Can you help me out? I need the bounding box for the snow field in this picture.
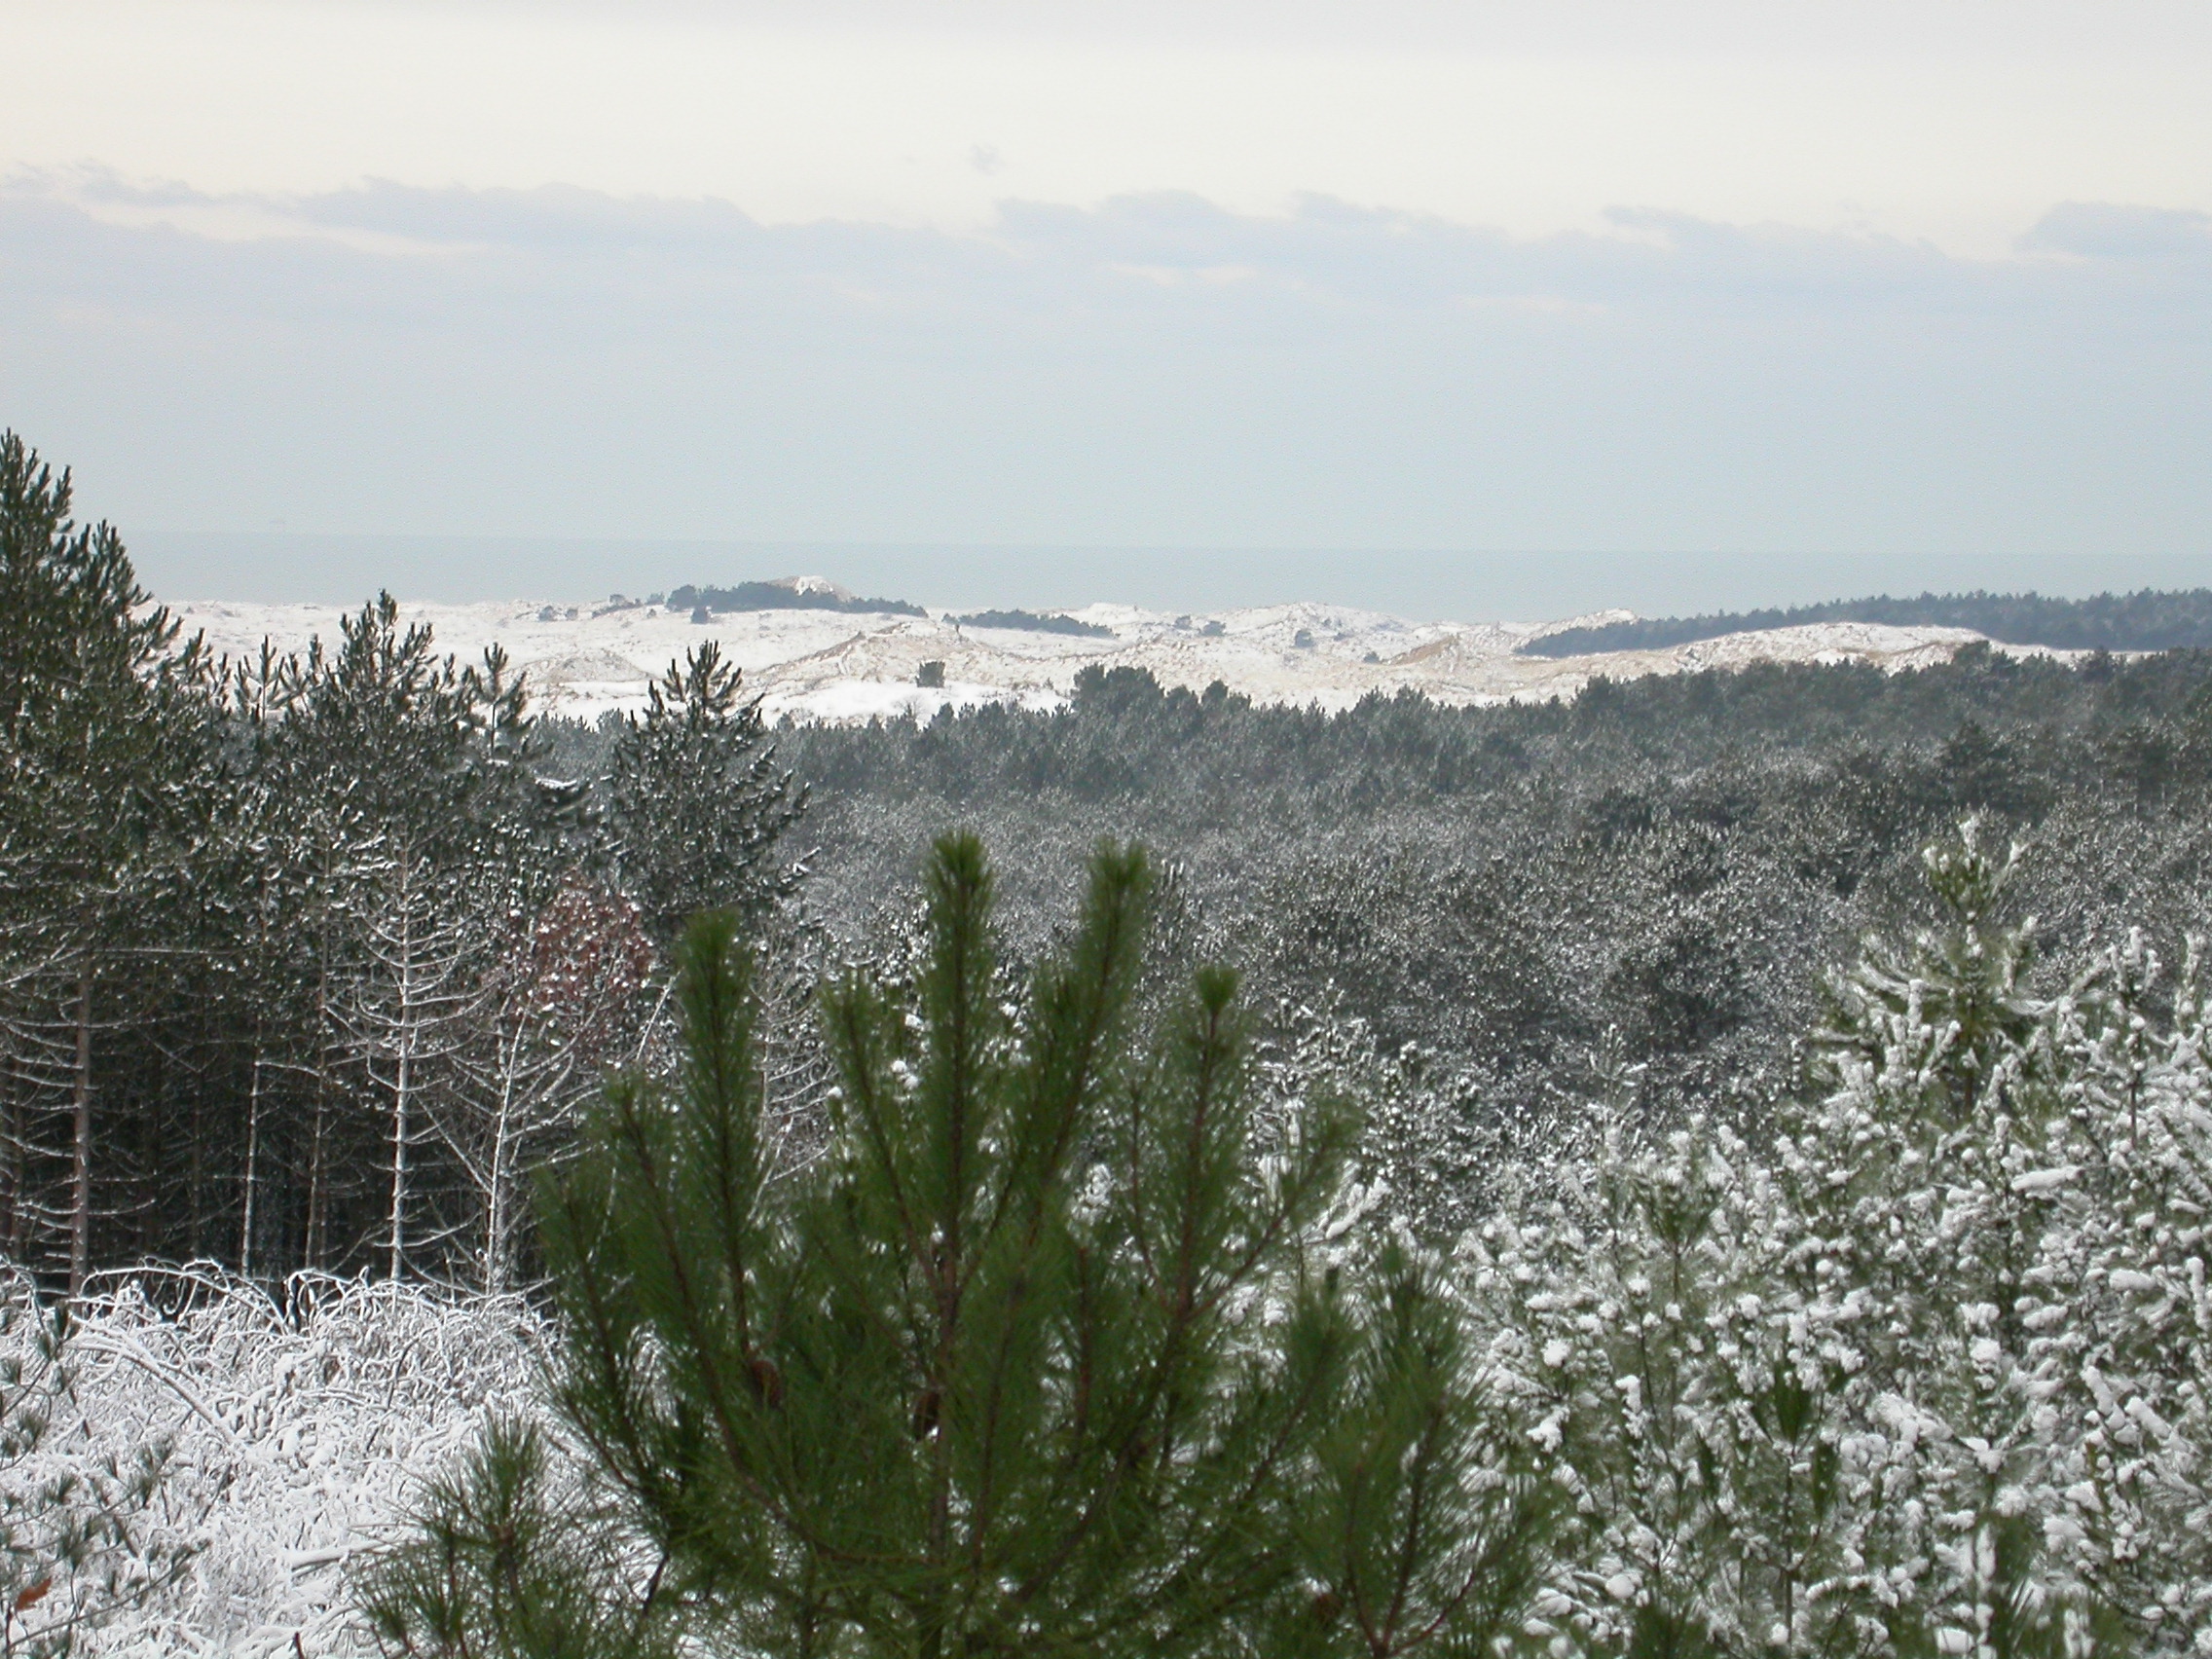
[166,594,2059,725]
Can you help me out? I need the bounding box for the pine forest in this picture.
[13,429,2212,1658]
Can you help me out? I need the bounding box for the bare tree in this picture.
[440,878,652,1293]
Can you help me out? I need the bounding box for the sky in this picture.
[2,0,2208,615]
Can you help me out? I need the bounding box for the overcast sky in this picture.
[2,0,2207,610]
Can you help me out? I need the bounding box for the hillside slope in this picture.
[169,589,2079,723]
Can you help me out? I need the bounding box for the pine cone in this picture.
[910,1385,941,1439]
[747,1352,786,1409]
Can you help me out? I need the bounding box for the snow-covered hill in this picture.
[167,588,2070,725]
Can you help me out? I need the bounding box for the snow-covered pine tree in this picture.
[1776,820,2080,1659]
[257,595,565,1279]
[1478,823,2128,1659]
[607,642,802,943]
[1478,1110,1894,1659]
[0,431,211,1294]
[368,834,1546,1659]
[603,639,825,1161]
[2024,929,2212,1651]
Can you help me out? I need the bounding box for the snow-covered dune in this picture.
[166,587,2071,725]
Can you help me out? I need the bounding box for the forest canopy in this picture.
[947,607,1117,636]
[664,581,927,618]
[14,405,2212,1284]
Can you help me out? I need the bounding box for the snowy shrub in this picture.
[0,1272,194,1658]
[1476,824,2212,1659]
[0,1268,544,1657]
[2025,932,2212,1653]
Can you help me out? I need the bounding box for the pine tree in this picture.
[1480,823,2113,1659]
[1481,1113,1886,1659]
[2025,931,2212,1652]
[368,834,1545,1659]
[1778,821,2074,1659]
[245,594,570,1278]
[0,430,210,1293]
[606,643,802,943]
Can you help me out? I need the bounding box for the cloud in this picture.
[2022,202,2212,263]
[1,174,2206,566]
[21,169,2206,318]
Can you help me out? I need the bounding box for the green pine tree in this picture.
[0,430,212,1292]
[365,833,1544,1659]
[607,643,803,943]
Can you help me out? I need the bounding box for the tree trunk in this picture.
[305,1092,327,1272]
[485,1051,515,1297]
[388,1032,411,1281]
[306,962,331,1272]
[240,1037,264,1276]
[187,1059,203,1260]
[387,901,416,1282]
[0,1057,18,1255]
[68,962,92,1299]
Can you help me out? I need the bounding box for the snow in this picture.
[13,1268,542,1657]
[164,592,2078,726]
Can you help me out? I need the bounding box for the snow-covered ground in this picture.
[167,584,2068,725]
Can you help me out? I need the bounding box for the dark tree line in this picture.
[667,582,926,619]
[947,608,1115,636]
[1524,585,2212,656]
[0,434,803,1291]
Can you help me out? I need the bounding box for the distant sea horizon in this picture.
[129,533,2210,626]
